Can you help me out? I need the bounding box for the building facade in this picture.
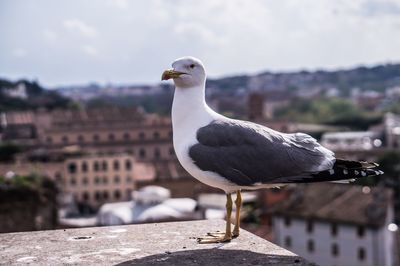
[0,153,156,208]
[272,183,394,266]
[385,113,400,149]
[1,107,176,162]
[62,154,155,207]
[321,131,383,152]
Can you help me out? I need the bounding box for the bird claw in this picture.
[206,231,225,237]
[196,231,232,244]
[197,235,232,244]
[206,230,239,238]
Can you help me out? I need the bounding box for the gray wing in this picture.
[188,119,335,186]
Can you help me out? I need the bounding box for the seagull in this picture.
[161,56,383,244]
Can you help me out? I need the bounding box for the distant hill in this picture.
[206,63,400,95]
[49,63,400,115]
[0,79,73,112]
[53,63,400,100]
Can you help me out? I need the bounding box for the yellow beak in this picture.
[161,69,185,80]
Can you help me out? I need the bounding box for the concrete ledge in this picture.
[0,220,313,265]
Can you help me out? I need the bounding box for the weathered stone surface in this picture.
[0,220,314,265]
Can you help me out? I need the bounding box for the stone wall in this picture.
[0,179,57,233]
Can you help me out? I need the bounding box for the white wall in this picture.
[273,216,392,266]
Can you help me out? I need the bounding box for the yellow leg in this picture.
[232,190,242,238]
[225,193,233,239]
[197,193,233,244]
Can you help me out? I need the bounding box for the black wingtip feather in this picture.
[283,159,384,184]
[335,159,379,169]
[306,163,384,183]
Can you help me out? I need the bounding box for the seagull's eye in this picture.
[189,64,195,69]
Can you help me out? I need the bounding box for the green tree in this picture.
[274,97,381,130]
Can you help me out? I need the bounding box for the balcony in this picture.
[0,220,312,265]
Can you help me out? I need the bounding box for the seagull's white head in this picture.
[161,56,206,89]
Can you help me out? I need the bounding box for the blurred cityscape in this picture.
[1,63,400,265]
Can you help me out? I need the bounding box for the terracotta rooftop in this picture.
[1,111,35,125]
[50,107,145,123]
[272,183,392,227]
[2,108,173,129]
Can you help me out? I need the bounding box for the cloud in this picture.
[1,0,400,86]
[107,0,129,9]
[63,18,97,37]
[359,0,400,17]
[173,23,225,46]
[82,45,98,56]
[42,29,57,44]
[12,48,28,58]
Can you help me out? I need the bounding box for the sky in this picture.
[0,0,400,87]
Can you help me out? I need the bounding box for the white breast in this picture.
[171,86,237,193]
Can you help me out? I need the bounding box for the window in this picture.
[82,177,89,185]
[169,147,175,156]
[108,133,115,141]
[94,176,100,185]
[123,132,130,140]
[103,191,109,200]
[93,161,100,172]
[95,191,101,201]
[331,223,338,236]
[126,176,132,183]
[70,177,76,186]
[139,132,145,140]
[114,175,120,184]
[125,160,132,170]
[62,136,69,144]
[82,192,89,201]
[332,243,339,257]
[103,176,108,184]
[306,220,314,233]
[114,190,121,200]
[154,148,161,159]
[125,149,134,155]
[55,172,63,184]
[77,135,85,143]
[358,247,366,261]
[139,148,146,158]
[284,236,291,248]
[46,136,53,144]
[271,188,280,194]
[126,189,132,198]
[357,226,365,238]
[307,240,315,253]
[102,161,108,171]
[153,131,160,139]
[93,134,100,142]
[68,163,77,174]
[284,217,291,227]
[113,160,120,170]
[81,162,88,172]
